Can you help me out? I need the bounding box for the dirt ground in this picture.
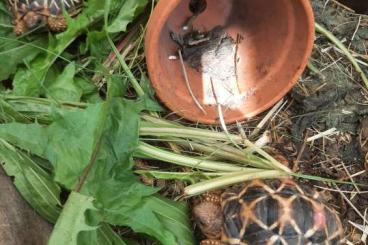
[0,168,52,245]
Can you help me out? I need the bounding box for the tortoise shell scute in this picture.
[222,199,243,240]
[252,195,280,227]
[221,179,343,245]
[291,197,315,233]
[9,0,82,34]
[9,0,81,15]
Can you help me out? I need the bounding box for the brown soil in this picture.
[0,168,52,245]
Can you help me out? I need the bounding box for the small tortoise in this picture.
[8,0,82,35]
[194,179,344,245]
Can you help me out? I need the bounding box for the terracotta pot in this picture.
[145,0,315,124]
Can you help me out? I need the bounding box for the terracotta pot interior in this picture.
[148,0,313,124]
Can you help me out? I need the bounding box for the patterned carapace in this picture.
[194,179,344,245]
[8,0,82,35]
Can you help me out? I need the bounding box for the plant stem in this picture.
[307,60,324,78]
[140,125,244,143]
[184,170,289,196]
[176,140,271,169]
[2,95,88,108]
[136,142,253,172]
[141,114,180,126]
[315,23,368,89]
[106,33,145,97]
[73,136,103,192]
[140,125,291,172]
[136,170,234,178]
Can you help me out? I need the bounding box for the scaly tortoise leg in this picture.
[200,239,222,245]
[36,7,68,32]
[14,17,27,35]
[47,15,67,32]
[11,3,27,35]
[194,193,223,245]
[202,192,221,204]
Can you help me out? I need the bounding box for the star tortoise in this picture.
[194,179,344,245]
[8,0,82,35]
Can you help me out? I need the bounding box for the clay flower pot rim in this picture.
[145,0,315,124]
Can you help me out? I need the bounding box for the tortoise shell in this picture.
[194,179,344,245]
[8,0,82,35]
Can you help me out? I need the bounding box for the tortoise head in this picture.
[23,11,46,30]
[193,193,223,239]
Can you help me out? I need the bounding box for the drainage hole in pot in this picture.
[189,0,207,15]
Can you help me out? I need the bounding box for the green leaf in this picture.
[0,140,62,223]
[48,191,101,245]
[46,62,82,102]
[0,2,13,37]
[86,31,111,59]
[80,100,193,244]
[49,192,136,245]
[0,99,31,123]
[102,195,194,245]
[0,96,80,124]
[76,77,99,97]
[0,104,106,188]
[140,74,164,112]
[46,103,107,188]
[12,66,42,96]
[0,138,128,244]
[0,99,194,244]
[145,197,194,245]
[0,123,48,157]
[0,37,47,81]
[96,224,136,245]
[107,0,148,33]
[107,74,129,99]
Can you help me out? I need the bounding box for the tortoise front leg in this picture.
[35,8,67,32]
[200,239,222,245]
[47,16,67,32]
[13,12,27,35]
[10,2,27,35]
